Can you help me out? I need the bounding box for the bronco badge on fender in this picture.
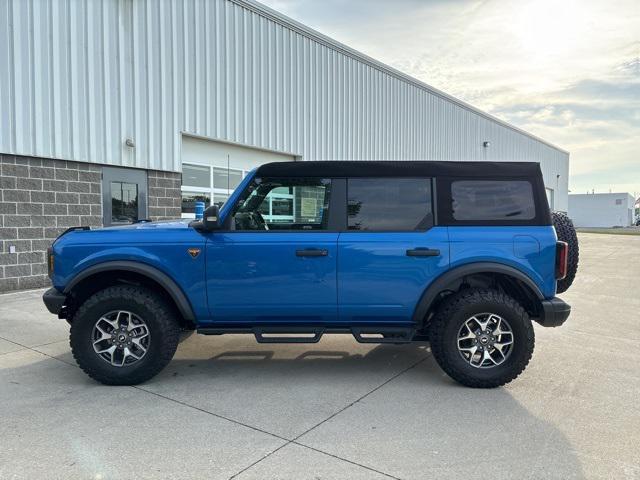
[187,248,201,258]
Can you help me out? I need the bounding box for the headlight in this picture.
[47,247,54,278]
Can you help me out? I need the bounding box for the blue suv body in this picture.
[43,161,572,387]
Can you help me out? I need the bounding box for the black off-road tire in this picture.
[179,329,195,343]
[552,211,579,293]
[70,285,180,385]
[428,289,535,388]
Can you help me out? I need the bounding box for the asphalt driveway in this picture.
[1,233,639,479]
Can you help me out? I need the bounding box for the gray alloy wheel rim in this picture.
[457,313,514,369]
[92,310,150,367]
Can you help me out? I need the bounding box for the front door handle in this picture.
[296,248,328,257]
[406,248,440,257]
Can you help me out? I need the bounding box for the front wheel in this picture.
[428,289,535,388]
[70,285,180,385]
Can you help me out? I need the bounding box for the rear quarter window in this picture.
[451,180,536,221]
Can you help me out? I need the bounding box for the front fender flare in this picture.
[411,262,544,325]
[63,260,195,322]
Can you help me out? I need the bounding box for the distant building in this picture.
[568,193,635,228]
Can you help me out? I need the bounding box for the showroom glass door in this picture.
[102,167,148,226]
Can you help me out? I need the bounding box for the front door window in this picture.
[232,178,331,231]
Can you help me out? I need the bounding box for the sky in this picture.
[260,0,640,197]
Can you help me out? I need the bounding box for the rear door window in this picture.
[451,180,535,221]
[347,178,433,231]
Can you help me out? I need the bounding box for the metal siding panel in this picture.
[32,0,46,155]
[0,0,568,208]
[170,0,180,171]
[101,0,111,165]
[12,0,30,153]
[0,1,11,152]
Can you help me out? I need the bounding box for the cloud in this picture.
[260,0,640,194]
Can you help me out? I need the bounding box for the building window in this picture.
[102,166,148,226]
[347,178,433,231]
[213,193,229,209]
[616,199,623,205]
[182,164,211,189]
[110,182,139,224]
[213,167,243,191]
[181,163,248,218]
[181,191,211,214]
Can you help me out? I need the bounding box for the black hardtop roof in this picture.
[255,160,543,178]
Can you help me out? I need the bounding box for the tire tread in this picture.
[69,285,179,385]
[428,288,534,388]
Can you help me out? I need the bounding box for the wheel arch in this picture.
[64,261,196,325]
[412,262,544,328]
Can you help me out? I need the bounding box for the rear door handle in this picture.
[406,248,440,257]
[296,248,328,257]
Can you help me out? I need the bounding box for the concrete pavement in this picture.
[1,233,639,479]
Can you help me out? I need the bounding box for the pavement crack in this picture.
[225,353,428,480]
[292,353,430,443]
[133,385,290,443]
[227,442,291,480]
[291,443,402,480]
[0,336,28,348]
[0,335,75,365]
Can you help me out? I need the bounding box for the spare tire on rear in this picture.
[552,211,579,293]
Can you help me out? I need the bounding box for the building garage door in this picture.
[180,135,296,218]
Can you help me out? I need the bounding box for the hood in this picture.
[53,219,203,247]
[100,219,194,231]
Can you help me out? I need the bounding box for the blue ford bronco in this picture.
[43,161,578,388]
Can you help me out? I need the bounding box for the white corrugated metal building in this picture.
[0,0,569,290]
[569,193,636,228]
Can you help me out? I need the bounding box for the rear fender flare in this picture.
[411,262,544,325]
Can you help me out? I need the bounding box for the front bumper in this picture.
[43,287,66,316]
[536,297,571,327]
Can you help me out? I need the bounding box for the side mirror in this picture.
[202,205,220,231]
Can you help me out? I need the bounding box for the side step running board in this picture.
[197,326,417,344]
[254,327,324,344]
[352,327,415,344]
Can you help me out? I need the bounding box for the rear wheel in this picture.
[179,329,195,343]
[428,289,535,388]
[70,285,180,385]
[552,211,579,293]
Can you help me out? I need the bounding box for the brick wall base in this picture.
[148,170,182,221]
[0,155,183,293]
[1,154,102,292]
